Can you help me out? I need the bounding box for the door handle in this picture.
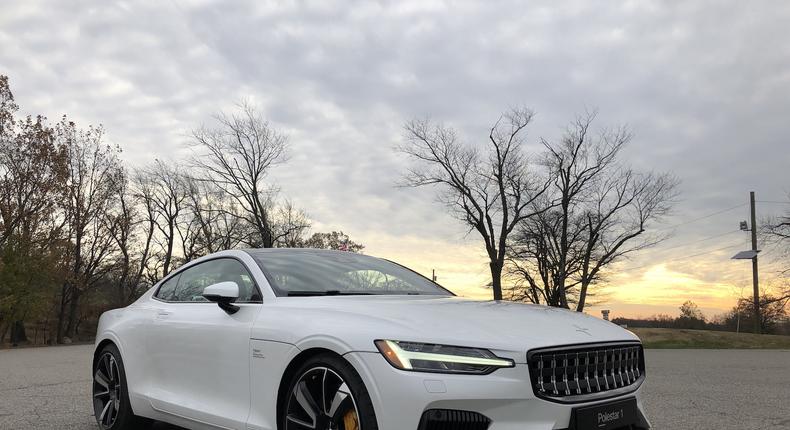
[156,311,172,320]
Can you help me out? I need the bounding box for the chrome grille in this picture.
[528,342,644,402]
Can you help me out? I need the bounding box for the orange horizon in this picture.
[354,231,783,321]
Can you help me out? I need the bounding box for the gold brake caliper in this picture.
[343,410,359,430]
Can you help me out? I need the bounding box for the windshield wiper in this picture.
[286,290,374,297]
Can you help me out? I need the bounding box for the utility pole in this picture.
[750,191,760,334]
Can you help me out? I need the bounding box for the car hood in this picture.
[260,295,638,362]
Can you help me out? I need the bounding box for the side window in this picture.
[155,273,180,301]
[172,258,261,303]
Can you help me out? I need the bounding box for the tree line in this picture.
[3,72,786,345]
[0,76,362,345]
[613,299,789,335]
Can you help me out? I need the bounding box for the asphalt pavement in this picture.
[0,345,788,429]
[640,349,790,429]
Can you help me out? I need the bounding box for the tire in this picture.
[281,353,378,430]
[92,344,152,430]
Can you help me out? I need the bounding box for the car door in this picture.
[147,257,263,429]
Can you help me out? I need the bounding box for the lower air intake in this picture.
[418,409,491,430]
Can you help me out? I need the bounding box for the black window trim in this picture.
[152,256,264,304]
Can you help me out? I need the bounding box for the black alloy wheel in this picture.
[92,344,151,430]
[93,351,122,428]
[283,355,378,430]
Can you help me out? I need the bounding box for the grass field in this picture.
[630,327,790,349]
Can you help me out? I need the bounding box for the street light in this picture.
[731,250,759,260]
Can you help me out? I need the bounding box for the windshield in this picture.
[248,250,453,296]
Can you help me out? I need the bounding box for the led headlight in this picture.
[375,340,514,374]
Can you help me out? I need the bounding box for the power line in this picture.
[672,242,744,262]
[655,229,742,252]
[616,229,744,271]
[619,242,744,272]
[757,200,790,205]
[656,203,748,231]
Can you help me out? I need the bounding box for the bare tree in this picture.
[182,177,249,256]
[137,160,188,278]
[731,294,789,334]
[272,200,311,248]
[399,107,550,300]
[106,171,136,307]
[507,112,678,310]
[507,204,577,305]
[190,101,288,248]
[302,231,364,252]
[0,75,14,137]
[763,194,790,300]
[764,193,790,265]
[106,170,157,307]
[57,119,123,342]
[131,168,165,286]
[574,171,677,310]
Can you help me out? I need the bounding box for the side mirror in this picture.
[202,281,240,314]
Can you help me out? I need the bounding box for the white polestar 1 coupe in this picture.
[93,249,651,430]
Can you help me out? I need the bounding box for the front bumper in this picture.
[345,351,650,430]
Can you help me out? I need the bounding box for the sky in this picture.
[2,0,789,319]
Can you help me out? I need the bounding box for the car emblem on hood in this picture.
[573,324,591,336]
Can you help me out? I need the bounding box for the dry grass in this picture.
[629,327,790,349]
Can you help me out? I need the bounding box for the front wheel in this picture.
[92,344,151,429]
[282,354,378,430]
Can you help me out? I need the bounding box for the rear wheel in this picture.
[92,344,151,429]
[282,354,377,430]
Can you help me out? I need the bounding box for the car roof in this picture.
[242,248,367,257]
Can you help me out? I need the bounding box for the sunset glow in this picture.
[359,231,785,321]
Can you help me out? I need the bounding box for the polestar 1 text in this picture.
[92,248,651,430]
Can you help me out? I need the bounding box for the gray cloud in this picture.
[2,0,789,308]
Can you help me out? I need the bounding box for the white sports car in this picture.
[93,249,651,430]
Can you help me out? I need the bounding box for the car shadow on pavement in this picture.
[150,422,187,430]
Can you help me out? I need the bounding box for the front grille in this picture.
[418,409,491,430]
[528,342,645,403]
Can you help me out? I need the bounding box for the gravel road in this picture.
[0,345,788,429]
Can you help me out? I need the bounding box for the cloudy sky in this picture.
[2,0,789,318]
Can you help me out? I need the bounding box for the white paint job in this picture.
[202,281,241,301]
[94,249,648,430]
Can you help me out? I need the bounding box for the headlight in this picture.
[375,340,514,374]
